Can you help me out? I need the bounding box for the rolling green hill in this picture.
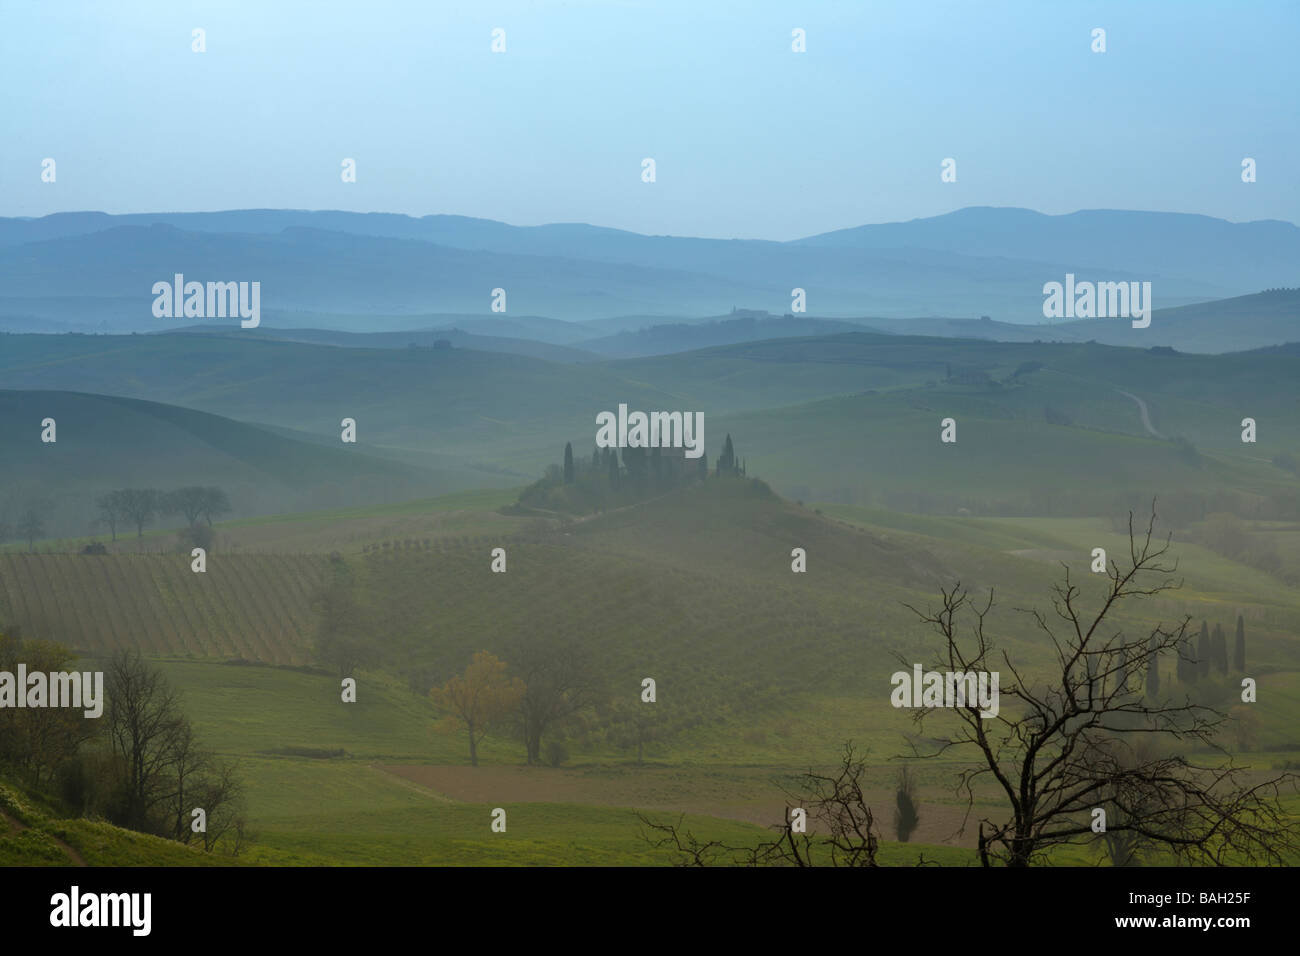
[714,381,1296,514]
[0,334,682,474]
[2,476,1295,866]
[0,389,494,538]
[611,331,1300,443]
[842,288,1300,354]
[1047,288,1300,353]
[3,331,1297,534]
[0,780,244,866]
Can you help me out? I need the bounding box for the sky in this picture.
[2,0,1296,240]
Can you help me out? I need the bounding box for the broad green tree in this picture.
[430,651,524,767]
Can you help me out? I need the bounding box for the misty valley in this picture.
[2,8,1297,930]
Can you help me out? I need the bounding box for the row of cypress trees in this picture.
[1175,615,1247,684]
[1139,615,1246,699]
[560,434,744,487]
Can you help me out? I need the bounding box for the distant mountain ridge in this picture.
[1,207,1292,329]
[167,324,599,363]
[575,313,881,357]
[849,289,1300,354]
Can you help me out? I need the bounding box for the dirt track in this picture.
[376,763,977,847]
[0,808,86,865]
[1116,389,1165,439]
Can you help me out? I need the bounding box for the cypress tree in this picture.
[1196,620,1211,680]
[623,446,647,484]
[1145,640,1160,698]
[1212,623,1229,674]
[894,767,920,843]
[718,434,736,476]
[563,442,575,484]
[1234,615,1246,671]
[1177,629,1195,684]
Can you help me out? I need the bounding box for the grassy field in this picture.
[5,332,1298,521]
[148,660,990,865]
[4,479,1291,866]
[717,382,1295,512]
[0,487,532,559]
[0,552,329,663]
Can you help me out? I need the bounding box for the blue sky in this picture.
[2,0,1296,239]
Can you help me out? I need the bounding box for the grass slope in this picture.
[3,480,1295,865]
[0,552,329,663]
[4,332,1297,509]
[0,781,241,866]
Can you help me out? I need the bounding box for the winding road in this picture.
[1115,389,1165,439]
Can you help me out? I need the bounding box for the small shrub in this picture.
[544,740,569,768]
[177,523,215,551]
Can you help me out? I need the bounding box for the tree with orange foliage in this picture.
[430,651,525,767]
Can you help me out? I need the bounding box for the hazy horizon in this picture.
[1,0,1297,898]
[5,0,1297,239]
[7,203,1299,241]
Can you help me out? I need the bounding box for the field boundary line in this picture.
[369,764,456,803]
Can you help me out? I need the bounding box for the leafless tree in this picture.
[17,500,48,552]
[198,486,231,526]
[95,490,127,542]
[639,743,881,867]
[104,650,188,831]
[163,487,207,527]
[508,637,604,764]
[193,760,246,852]
[164,720,213,843]
[901,506,1298,867]
[104,651,248,848]
[117,489,162,542]
[228,816,254,857]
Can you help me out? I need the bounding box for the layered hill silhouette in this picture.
[850,289,1299,354]
[169,324,599,363]
[3,207,1295,329]
[0,389,482,537]
[5,328,1295,530]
